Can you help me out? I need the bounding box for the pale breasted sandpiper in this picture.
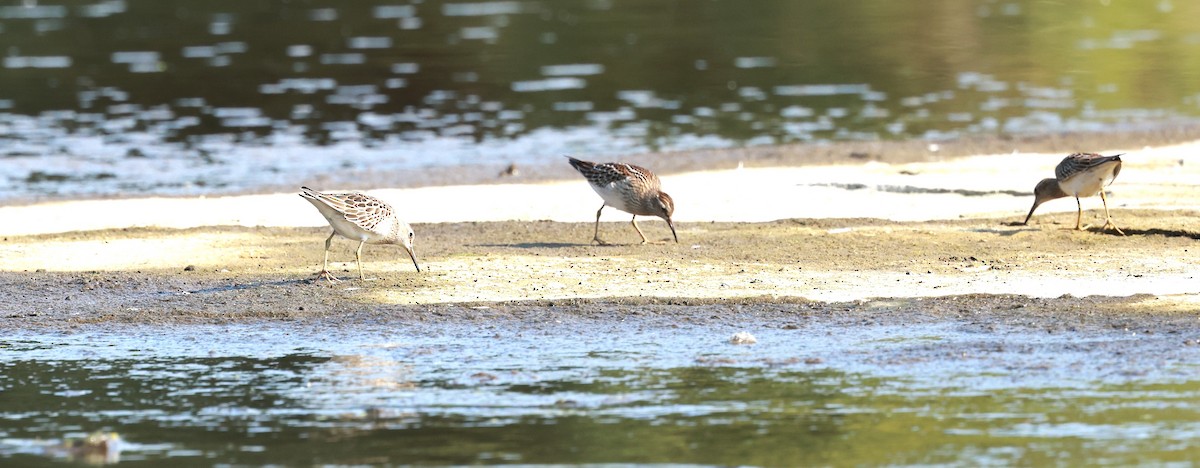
[299,186,420,281]
[1023,153,1125,235]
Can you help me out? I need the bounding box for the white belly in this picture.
[326,217,372,242]
[592,182,636,214]
[1059,163,1118,197]
[319,208,390,244]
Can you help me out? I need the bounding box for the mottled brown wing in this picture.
[568,156,660,189]
[315,191,394,230]
[609,163,660,189]
[1055,153,1122,181]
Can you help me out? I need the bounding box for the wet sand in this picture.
[2,211,1198,334]
[2,133,1199,342]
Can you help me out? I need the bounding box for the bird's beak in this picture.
[1022,199,1042,225]
[667,218,678,243]
[405,246,420,272]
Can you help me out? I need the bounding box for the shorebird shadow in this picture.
[474,242,590,249]
[1095,227,1200,239]
[970,223,1038,237]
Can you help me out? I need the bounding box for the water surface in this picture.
[2,0,1200,199]
[3,319,1198,465]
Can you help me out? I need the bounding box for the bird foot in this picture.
[1081,222,1126,236]
[592,237,613,246]
[314,270,341,283]
[1102,221,1126,236]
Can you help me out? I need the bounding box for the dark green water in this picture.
[2,0,1200,198]
[3,321,1199,465]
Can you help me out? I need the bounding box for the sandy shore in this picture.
[2,211,1199,333]
[2,136,1199,331]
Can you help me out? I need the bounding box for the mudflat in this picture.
[3,133,1199,344]
[2,209,1197,335]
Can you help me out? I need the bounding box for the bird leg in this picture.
[1074,197,1084,231]
[592,204,611,245]
[315,231,341,283]
[355,240,371,280]
[1098,190,1126,236]
[631,215,650,244]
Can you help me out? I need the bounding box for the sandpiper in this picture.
[299,186,420,282]
[1023,153,1125,235]
[566,156,677,245]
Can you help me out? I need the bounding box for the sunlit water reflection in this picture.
[2,320,1199,465]
[2,1,1200,199]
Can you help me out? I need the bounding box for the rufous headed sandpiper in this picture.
[299,186,420,282]
[566,156,677,245]
[1023,152,1125,235]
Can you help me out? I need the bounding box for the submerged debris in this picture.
[730,331,757,345]
[13,431,126,465]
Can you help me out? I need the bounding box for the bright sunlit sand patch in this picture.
[0,232,264,272]
[365,253,1200,305]
[4,142,1200,236]
[1120,293,1200,313]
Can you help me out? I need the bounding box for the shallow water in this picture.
[3,319,1199,465]
[3,0,1200,199]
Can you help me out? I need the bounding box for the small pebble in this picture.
[730,331,757,345]
[183,265,196,271]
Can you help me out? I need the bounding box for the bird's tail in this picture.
[1105,154,1124,187]
[565,155,593,173]
[298,186,321,200]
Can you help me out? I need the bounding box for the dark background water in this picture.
[2,0,1200,199]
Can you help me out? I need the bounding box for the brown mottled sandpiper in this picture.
[566,156,677,245]
[299,186,420,282]
[1023,153,1125,235]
